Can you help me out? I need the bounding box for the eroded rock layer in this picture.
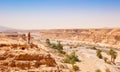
[0,37,58,72]
[39,28,120,48]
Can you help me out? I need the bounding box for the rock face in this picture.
[0,37,57,72]
[39,28,120,48]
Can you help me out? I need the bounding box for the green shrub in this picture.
[72,65,79,71]
[50,43,57,49]
[63,54,72,63]
[63,55,71,63]
[70,59,75,65]
[46,40,65,55]
[86,46,97,50]
[58,50,66,54]
[91,46,97,50]
[63,51,80,63]
[50,41,63,50]
[108,49,116,55]
[96,69,102,72]
[108,49,117,64]
[96,49,103,59]
[103,57,112,64]
[104,57,108,63]
[56,41,63,50]
[70,51,80,62]
[46,39,51,45]
[63,52,80,71]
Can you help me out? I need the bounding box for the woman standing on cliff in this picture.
[27,32,31,44]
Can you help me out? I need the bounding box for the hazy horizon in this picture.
[0,0,120,29]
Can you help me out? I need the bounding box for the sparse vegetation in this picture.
[63,51,80,71]
[96,69,102,72]
[70,59,75,65]
[56,41,63,50]
[91,46,97,50]
[50,43,57,49]
[104,57,108,63]
[86,46,97,50]
[63,51,80,63]
[46,39,65,54]
[96,49,103,59]
[102,49,117,65]
[58,50,66,54]
[108,49,117,64]
[45,39,117,71]
[103,57,111,64]
[72,65,79,71]
[46,39,51,45]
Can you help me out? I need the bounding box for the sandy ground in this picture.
[38,38,120,72]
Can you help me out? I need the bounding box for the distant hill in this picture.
[39,28,120,48]
[0,26,16,32]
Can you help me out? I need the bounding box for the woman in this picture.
[27,32,31,44]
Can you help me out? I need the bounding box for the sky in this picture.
[0,0,120,29]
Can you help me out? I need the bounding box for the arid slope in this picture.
[39,28,120,48]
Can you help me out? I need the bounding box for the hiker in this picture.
[27,32,31,44]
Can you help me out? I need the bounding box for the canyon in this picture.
[39,28,120,48]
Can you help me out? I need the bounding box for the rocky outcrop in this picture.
[0,38,58,72]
